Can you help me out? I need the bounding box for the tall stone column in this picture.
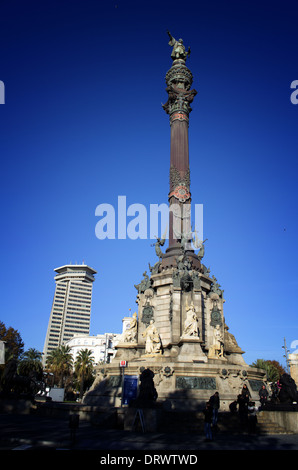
[161,33,200,270]
[82,34,267,411]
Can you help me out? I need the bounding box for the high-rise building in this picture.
[43,263,97,364]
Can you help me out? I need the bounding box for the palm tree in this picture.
[251,359,281,382]
[46,345,73,388]
[18,348,43,380]
[74,349,95,398]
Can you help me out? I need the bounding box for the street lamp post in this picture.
[282,337,290,373]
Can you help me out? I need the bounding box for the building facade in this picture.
[43,263,97,364]
[289,353,298,387]
[65,333,121,366]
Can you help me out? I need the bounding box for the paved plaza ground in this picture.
[1,412,298,454]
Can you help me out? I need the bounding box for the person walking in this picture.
[209,391,220,427]
[203,401,213,441]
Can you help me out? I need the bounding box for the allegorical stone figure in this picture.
[152,235,166,259]
[142,320,162,355]
[182,303,199,337]
[208,325,224,359]
[122,312,138,343]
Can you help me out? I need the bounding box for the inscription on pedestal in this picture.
[176,376,216,390]
[248,379,265,391]
[106,376,122,388]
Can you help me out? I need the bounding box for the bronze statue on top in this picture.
[167,31,191,62]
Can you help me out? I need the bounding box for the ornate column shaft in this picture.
[161,33,199,269]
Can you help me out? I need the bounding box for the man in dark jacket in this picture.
[209,391,220,426]
[259,385,268,408]
[203,401,213,441]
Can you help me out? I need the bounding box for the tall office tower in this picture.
[43,263,97,364]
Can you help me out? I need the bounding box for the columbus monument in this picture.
[84,33,266,413]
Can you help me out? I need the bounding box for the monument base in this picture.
[84,359,266,412]
[84,261,267,413]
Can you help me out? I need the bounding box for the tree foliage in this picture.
[0,321,24,362]
[18,348,43,380]
[45,345,73,387]
[251,359,285,382]
[266,360,286,378]
[0,321,25,389]
[74,348,95,398]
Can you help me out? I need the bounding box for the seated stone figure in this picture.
[122,312,138,343]
[142,320,162,356]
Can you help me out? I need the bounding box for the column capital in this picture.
[162,84,197,118]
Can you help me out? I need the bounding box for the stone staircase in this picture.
[158,410,240,434]
[257,411,292,435]
[157,410,293,435]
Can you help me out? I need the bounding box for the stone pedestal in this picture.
[84,261,267,412]
[177,339,207,363]
[84,359,266,412]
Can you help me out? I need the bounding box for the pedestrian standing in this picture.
[203,401,213,441]
[237,394,248,430]
[241,384,251,402]
[248,401,258,434]
[209,391,220,427]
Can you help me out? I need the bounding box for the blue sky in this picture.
[0,0,298,368]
